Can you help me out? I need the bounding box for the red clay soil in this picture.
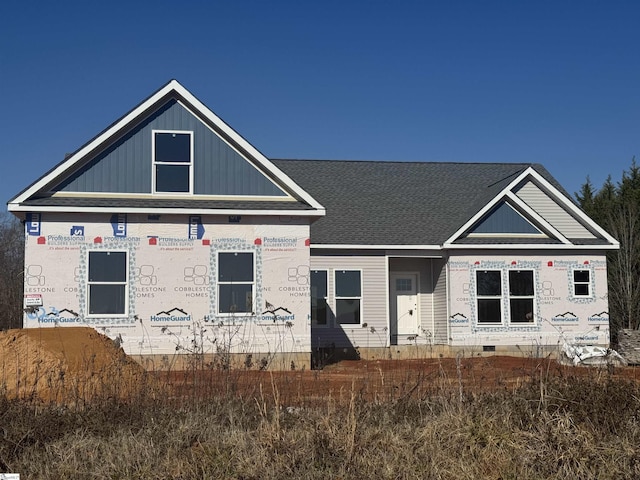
[0,327,147,402]
[156,355,640,406]
[2,327,640,405]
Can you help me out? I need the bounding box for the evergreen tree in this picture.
[575,175,595,216]
[576,159,640,343]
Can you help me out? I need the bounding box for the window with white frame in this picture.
[153,130,193,193]
[88,251,128,315]
[311,270,329,326]
[335,270,361,324]
[476,269,536,324]
[573,269,591,297]
[218,252,254,314]
[508,270,535,323]
[476,270,502,323]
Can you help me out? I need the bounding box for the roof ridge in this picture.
[272,158,535,166]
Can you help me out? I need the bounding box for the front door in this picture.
[391,273,419,336]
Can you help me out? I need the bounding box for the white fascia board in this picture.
[50,191,299,201]
[443,167,536,246]
[12,81,182,205]
[7,203,325,217]
[445,243,619,251]
[172,82,324,211]
[503,191,570,244]
[12,80,325,213]
[310,244,441,250]
[525,169,620,246]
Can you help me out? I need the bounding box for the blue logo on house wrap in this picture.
[189,215,205,239]
[70,225,85,236]
[26,213,41,236]
[110,214,127,237]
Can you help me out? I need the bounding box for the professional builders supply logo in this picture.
[263,236,298,252]
[188,216,205,240]
[110,213,127,237]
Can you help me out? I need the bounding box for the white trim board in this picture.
[311,244,442,250]
[445,243,616,250]
[8,205,324,217]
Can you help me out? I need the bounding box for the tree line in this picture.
[576,158,640,342]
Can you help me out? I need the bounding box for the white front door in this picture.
[391,273,419,335]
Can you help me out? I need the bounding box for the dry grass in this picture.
[0,364,639,479]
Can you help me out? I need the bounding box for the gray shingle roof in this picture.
[568,238,612,246]
[273,160,567,246]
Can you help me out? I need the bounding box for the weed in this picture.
[2,328,640,478]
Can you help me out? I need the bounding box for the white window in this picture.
[508,270,535,323]
[335,270,361,324]
[311,270,329,326]
[87,251,128,316]
[476,270,502,323]
[573,269,591,297]
[476,269,536,324]
[218,252,254,314]
[153,130,193,193]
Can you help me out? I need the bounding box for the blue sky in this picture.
[1,1,639,205]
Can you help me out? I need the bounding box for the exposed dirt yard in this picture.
[0,327,147,402]
[2,327,640,405]
[157,355,640,406]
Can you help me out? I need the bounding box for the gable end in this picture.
[51,99,288,198]
[514,180,596,239]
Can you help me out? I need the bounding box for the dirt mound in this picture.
[0,327,147,402]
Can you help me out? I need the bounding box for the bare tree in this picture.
[0,213,24,330]
[606,202,640,331]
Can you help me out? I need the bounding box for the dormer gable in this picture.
[445,167,619,249]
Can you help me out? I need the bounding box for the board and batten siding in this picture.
[515,181,595,239]
[56,100,287,197]
[310,254,387,349]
